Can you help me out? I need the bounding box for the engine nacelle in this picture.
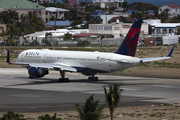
[81,72,96,76]
[28,67,49,78]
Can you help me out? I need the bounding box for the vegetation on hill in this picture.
[0,10,43,46]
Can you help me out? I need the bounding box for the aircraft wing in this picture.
[140,45,175,63]
[29,63,77,72]
[9,62,77,72]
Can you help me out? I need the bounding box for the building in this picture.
[89,22,148,38]
[144,19,180,34]
[57,0,123,8]
[145,10,154,15]
[89,10,106,18]
[93,0,124,8]
[45,21,71,27]
[158,4,180,18]
[143,19,161,24]
[0,0,46,22]
[0,24,6,39]
[28,0,52,4]
[108,17,134,23]
[57,0,93,7]
[123,10,137,17]
[73,33,100,41]
[151,23,180,34]
[24,29,89,45]
[101,14,127,24]
[45,7,69,22]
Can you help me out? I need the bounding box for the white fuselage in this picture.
[16,49,141,73]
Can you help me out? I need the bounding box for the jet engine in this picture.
[81,72,96,76]
[28,67,49,78]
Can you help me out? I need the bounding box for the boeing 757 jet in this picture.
[7,18,175,82]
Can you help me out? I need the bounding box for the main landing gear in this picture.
[88,75,98,81]
[59,71,69,82]
[29,76,34,79]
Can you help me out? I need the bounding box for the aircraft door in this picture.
[108,55,113,66]
[40,52,47,63]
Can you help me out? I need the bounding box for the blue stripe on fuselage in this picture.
[73,66,108,73]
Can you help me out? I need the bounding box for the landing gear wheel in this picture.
[59,78,69,82]
[88,77,98,81]
[65,78,69,82]
[29,76,34,79]
[95,77,98,81]
[59,78,62,82]
[88,77,92,81]
[59,71,69,82]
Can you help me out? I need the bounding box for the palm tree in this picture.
[131,11,136,19]
[64,32,72,41]
[8,10,19,24]
[38,113,62,120]
[1,111,24,120]
[62,0,69,9]
[45,32,52,45]
[0,10,19,24]
[80,0,87,7]
[75,95,105,120]
[103,84,123,120]
[177,27,180,35]
[158,9,169,23]
[5,24,16,45]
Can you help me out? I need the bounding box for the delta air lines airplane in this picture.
[7,18,175,82]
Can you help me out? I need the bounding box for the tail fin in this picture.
[115,18,142,56]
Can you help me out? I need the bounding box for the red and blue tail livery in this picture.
[115,18,142,57]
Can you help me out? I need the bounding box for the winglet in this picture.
[167,45,175,57]
[6,50,10,63]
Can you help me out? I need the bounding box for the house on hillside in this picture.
[0,24,6,40]
[92,0,124,8]
[28,0,51,4]
[45,7,69,22]
[0,0,69,23]
[44,21,71,27]
[89,10,106,18]
[158,4,180,18]
[123,10,137,17]
[0,0,46,22]
[145,10,154,15]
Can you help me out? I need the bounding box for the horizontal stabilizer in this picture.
[140,46,175,63]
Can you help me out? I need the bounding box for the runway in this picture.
[0,68,180,113]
